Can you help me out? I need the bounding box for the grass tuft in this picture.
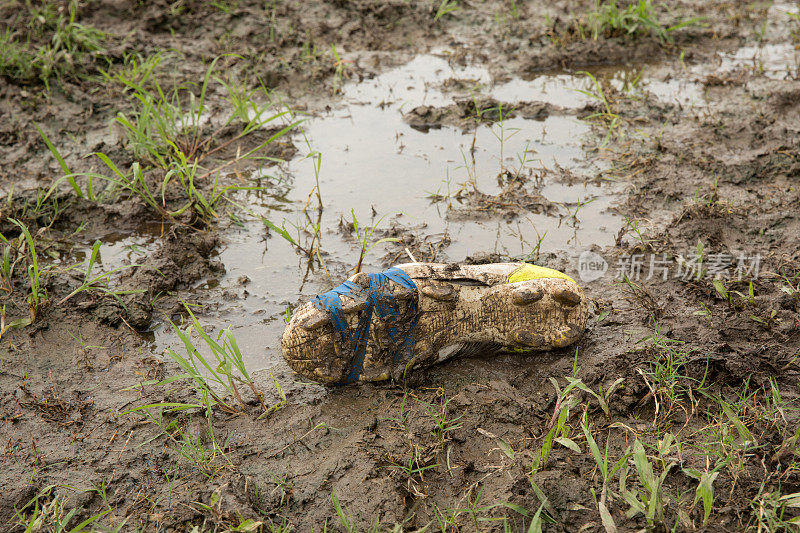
[126,305,286,419]
[9,218,47,322]
[0,1,108,90]
[14,484,111,532]
[434,0,459,22]
[45,57,300,225]
[546,0,703,46]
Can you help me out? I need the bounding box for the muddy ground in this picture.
[1,0,800,531]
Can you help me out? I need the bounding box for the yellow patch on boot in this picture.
[507,264,576,284]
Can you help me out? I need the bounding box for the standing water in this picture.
[149,52,625,371]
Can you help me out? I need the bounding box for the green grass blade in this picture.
[720,399,756,447]
[84,240,101,282]
[34,122,83,198]
[67,508,111,533]
[632,440,655,494]
[120,402,207,414]
[581,423,606,479]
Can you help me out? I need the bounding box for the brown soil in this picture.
[1,0,800,531]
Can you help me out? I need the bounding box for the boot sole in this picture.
[281,262,588,384]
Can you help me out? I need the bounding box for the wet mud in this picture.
[1,0,800,531]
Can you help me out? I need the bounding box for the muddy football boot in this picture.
[281,262,588,384]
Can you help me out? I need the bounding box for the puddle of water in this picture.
[643,78,707,108]
[492,66,709,110]
[351,54,598,109]
[67,223,163,273]
[91,234,158,267]
[490,74,594,107]
[688,2,799,83]
[637,40,799,109]
[716,43,798,80]
[346,54,492,107]
[144,53,626,371]
[140,42,800,371]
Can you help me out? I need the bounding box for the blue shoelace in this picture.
[312,267,418,384]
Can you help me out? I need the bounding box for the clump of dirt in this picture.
[404,96,561,131]
[445,174,560,222]
[377,220,453,265]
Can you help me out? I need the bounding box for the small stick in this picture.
[116,430,133,460]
